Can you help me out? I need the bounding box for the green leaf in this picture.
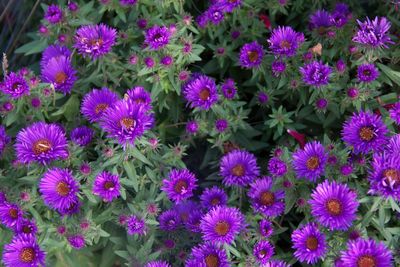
[123,162,138,192]
[15,39,48,55]
[377,63,400,86]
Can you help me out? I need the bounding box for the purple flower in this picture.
[357,63,379,83]
[190,242,230,267]
[120,0,137,5]
[0,125,10,155]
[2,235,45,267]
[292,141,327,182]
[14,219,37,238]
[145,261,171,267]
[41,56,77,94]
[100,100,154,146]
[336,59,346,73]
[174,200,200,223]
[291,223,327,264]
[258,91,269,104]
[331,3,351,28]
[137,18,147,29]
[309,10,332,33]
[347,87,359,99]
[0,203,24,228]
[68,2,79,11]
[389,102,400,125]
[215,0,242,13]
[239,41,264,68]
[221,78,237,99]
[45,4,63,24]
[309,180,359,230]
[253,240,274,264]
[184,209,204,233]
[160,55,173,66]
[200,186,228,209]
[300,61,331,87]
[41,45,71,67]
[81,88,119,123]
[15,122,69,165]
[316,98,328,110]
[186,120,199,134]
[200,206,245,244]
[268,26,304,57]
[144,57,155,68]
[74,24,117,59]
[220,150,260,186]
[1,72,30,99]
[0,192,7,204]
[162,169,197,203]
[206,5,224,25]
[340,164,353,176]
[68,234,85,250]
[263,260,291,267]
[182,74,218,110]
[31,97,41,108]
[341,111,388,154]
[215,119,228,132]
[124,86,152,111]
[127,215,146,235]
[158,209,181,231]
[271,61,286,76]
[268,157,287,177]
[248,177,285,217]
[145,26,171,50]
[259,219,273,238]
[353,17,393,49]
[70,126,94,146]
[93,171,121,202]
[39,168,80,215]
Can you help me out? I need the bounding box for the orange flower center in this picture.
[247,50,259,62]
[306,156,319,170]
[9,208,18,219]
[90,38,103,46]
[95,103,108,114]
[12,82,22,90]
[174,180,188,194]
[199,88,210,101]
[306,236,318,250]
[55,71,67,84]
[214,221,230,236]
[260,191,275,206]
[120,118,136,129]
[56,181,70,196]
[205,254,219,267]
[359,127,374,141]
[104,181,115,190]
[280,40,291,49]
[32,139,52,155]
[19,247,35,263]
[384,168,400,185]
[231,164,245,176]
[357,255,376,267]
[23,225,32,234]
[211,198,220,206]
[326,199,342,216]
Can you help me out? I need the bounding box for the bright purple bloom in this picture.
[215,119,228,132]
[70,126,94,146]
[300,61,331,87]
[174,200,200,223]
[68,234,85,250]
[162,169,197,203]
[81,88,119,123]
[127,215,146,235]
[291,223,327,264]
[263,260,291,267]
[124,86,152,111]
[353,17,393,49]
[93,171,121,202]
[341,238,393,267]
[0,203,24,228]
[248,177,285,217]
[220,150,260,186]
[14,219,37,238]
[214,0,242,13]
[186,120,199,134]
[292,141,327,182]
[0,125,10,155]
[200,206,245,244]
[45,4,63,24]
[309,180,359,230]
[158,209,181,231]
[74,24,117,59]
[336,59,346,73]
[120,0,137,5]
[41,45,71,67]
[268,157,287,177]
[259,219,273,238]
[190,242,230,267]
[145,26,171,50]
[239,41,264,68]
[357,63,379,83]
[316,98,328,110]
[347,87,359,99]
[182,74,218,110]
[1,72,30,99]
[41,56,77,94]
[2,235,45,267]
[389,102,400,125]
[340,164,353,176]
[253,240,274,264]
[39,168,80,214]
[268,26,304,57]
[184,209,204,233]
[271,60,286,76]
[144,57,155,68]
[309,10,332,32]
[331,3,351,28]
[221,78,237,99]
[206,5,224,25]
[341,111,388,154]
[68,2,78,11]
[145,261,171,267]
[15,122,68,165]
[200,186,228,209]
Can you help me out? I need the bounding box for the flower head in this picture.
[220,150,260,186]
[2,235,45,267]
[70,126,94,146]
[292,141,327,182]
[268,26,304,57]
[262,260,291,267]
[124,86,152,111]
[14,219,37,238]
[145,261,171,267]
[268,157,287,177]
[1,72,30,99]
[120,0,137,5]
[81,88,119,123]
[145,26,171,50]
[353,17,393,49]
[127,215,146,235]
[300,61,331,87]
[93,171,121,202]
[186,120,199,134]
[215,119,228,133]
[190,242,230,267]
[259,219,273,238]
[0,125,10,155]
[182,74,218,110]
[159,209,181,231]
[162,169,197,203]
[309,10,332,33]
[0,203,24,228]
[45,4,63,24]
[41,45,71,67]
[41,56,77,94]
[200,186,228,209]
[389,102,400,125]
[239,41,264,68]
[253,240,274,264]
[221,78,237,99]
[357,63,379,83]
[68,234,85,250]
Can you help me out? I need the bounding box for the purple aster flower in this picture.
[300,61,331,87]
[81,88,119,123]
[253,240,274,264]
[341,111,388,154]
[387,134,400,155]
[220,150,260,186]
[186,120,199,134]
[357,63,379,83]
[389,102,400,125]
[15,122,68,165]
[174,200,200,223]
[214,0,242,13]
[200,206,245,244]
[353,17,393,49]
[191,242,230,267]
[159,209,181,231]
[41,45,71,67]
[144,57,155,68]
[336,59,346,73]
[182,74,218,110]
[0,125,10,155]
[292,141,327,182]
[184,209,204,233]
[74,24,117,59]
[0,203,24,228]
[100,99,154,146]
[31,97,41,108]
[258,91,269,104]
[137,18,147,29]
[271,60,286,76]
[309,10,332,33]
[160,55,173,66]
[200,186,228,209]
[309,180,359,230]
[70,126,94,146]
[39,168,80,214]
[263,260,291,267]
[316,98,328,110]
[45,4,63,24]
[126,215,146,235]
[347,87,359,99]
[268,26,304,57]
[341,238,393,267]
[41,56,77,94]
[68,234,85,250]
[196,13,209,28]
[221,78,237,99]
[215,119,228,133]
[206,5,224,25]
[14,219,37,238]
[145,261,171,267]
[2,235,45,267]
[268,157,287,177]
[291,223,327,264]
[120,0,137,5]
[0,192,7,204]
[92,171,121,202]
[145,26,170,50]
[340,164,353,176]
[1,72,30,99]
[68,1,79,11]
[124,86,152,111]
[259,219,273,238]
[369,152,400,200]
[162,169,197,203]
[239,41,264,68]
[331,3,351,28]
[248,177,285,217]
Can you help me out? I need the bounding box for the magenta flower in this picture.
[92,171,121,202]
[162,169,197,203]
